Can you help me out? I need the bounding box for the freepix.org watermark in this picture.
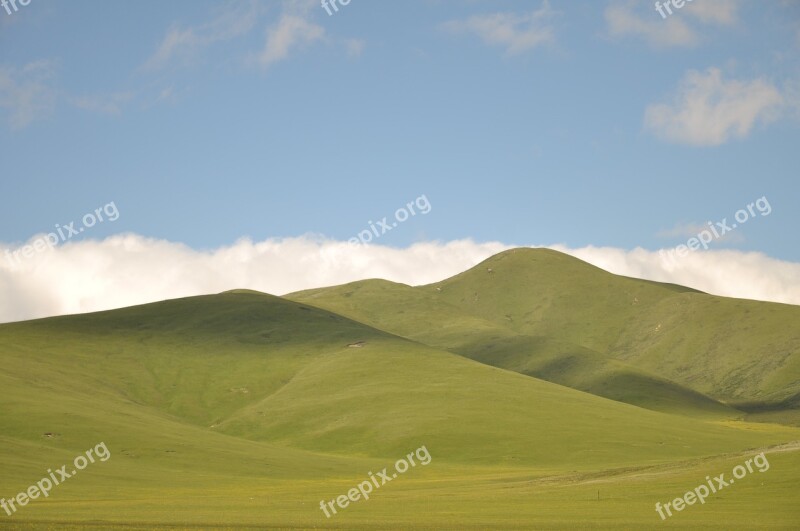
[319,445,432,518]
[1,442,111,517]
[321,0,352,16]
[659,196,771,266]
[654,0,694,19]
[4,201,120,266]
[1,0,31,16]
[655,452,770,521]
[348,194,431,247]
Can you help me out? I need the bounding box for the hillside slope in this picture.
[428,248,800,407]
[1,279,798,529]
[0,290,791,475]
[289,248,800,419]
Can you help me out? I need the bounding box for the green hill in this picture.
[0,252,798,528]
[289,248,800,421]
[2,291,781,471]
[431,249,800,405]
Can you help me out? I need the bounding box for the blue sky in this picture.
[1,0,799,321]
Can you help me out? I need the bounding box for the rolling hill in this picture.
[289,248,800,421]
[0,248,798,528]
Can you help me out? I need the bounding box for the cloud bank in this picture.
[1,234,798,323]
[645,67,786,146]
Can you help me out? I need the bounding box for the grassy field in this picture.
[1,249,798,529]
[1,444,798,529]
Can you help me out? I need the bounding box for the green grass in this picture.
[1,445,798,529]
[1,249,798,528]
[289,248,800,418]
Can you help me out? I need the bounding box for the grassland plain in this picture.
[0,249,798,529]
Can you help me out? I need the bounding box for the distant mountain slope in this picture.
[428,248,800,407]
[426,248,699,349]
[289,248,800,418]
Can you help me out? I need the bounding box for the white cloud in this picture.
[71,91,134,115]
[645,68,785,146]
[0,60,57,128]
[143,1,260,70]
[0,235,508,323]
[554,244,800,308]
[257,14,325,67]
[605,0,739,48]
[1,234,798,324]
[442,2,555,55]
[684,0,740,25]
[137,0,345,73]
[605,2,698,47]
